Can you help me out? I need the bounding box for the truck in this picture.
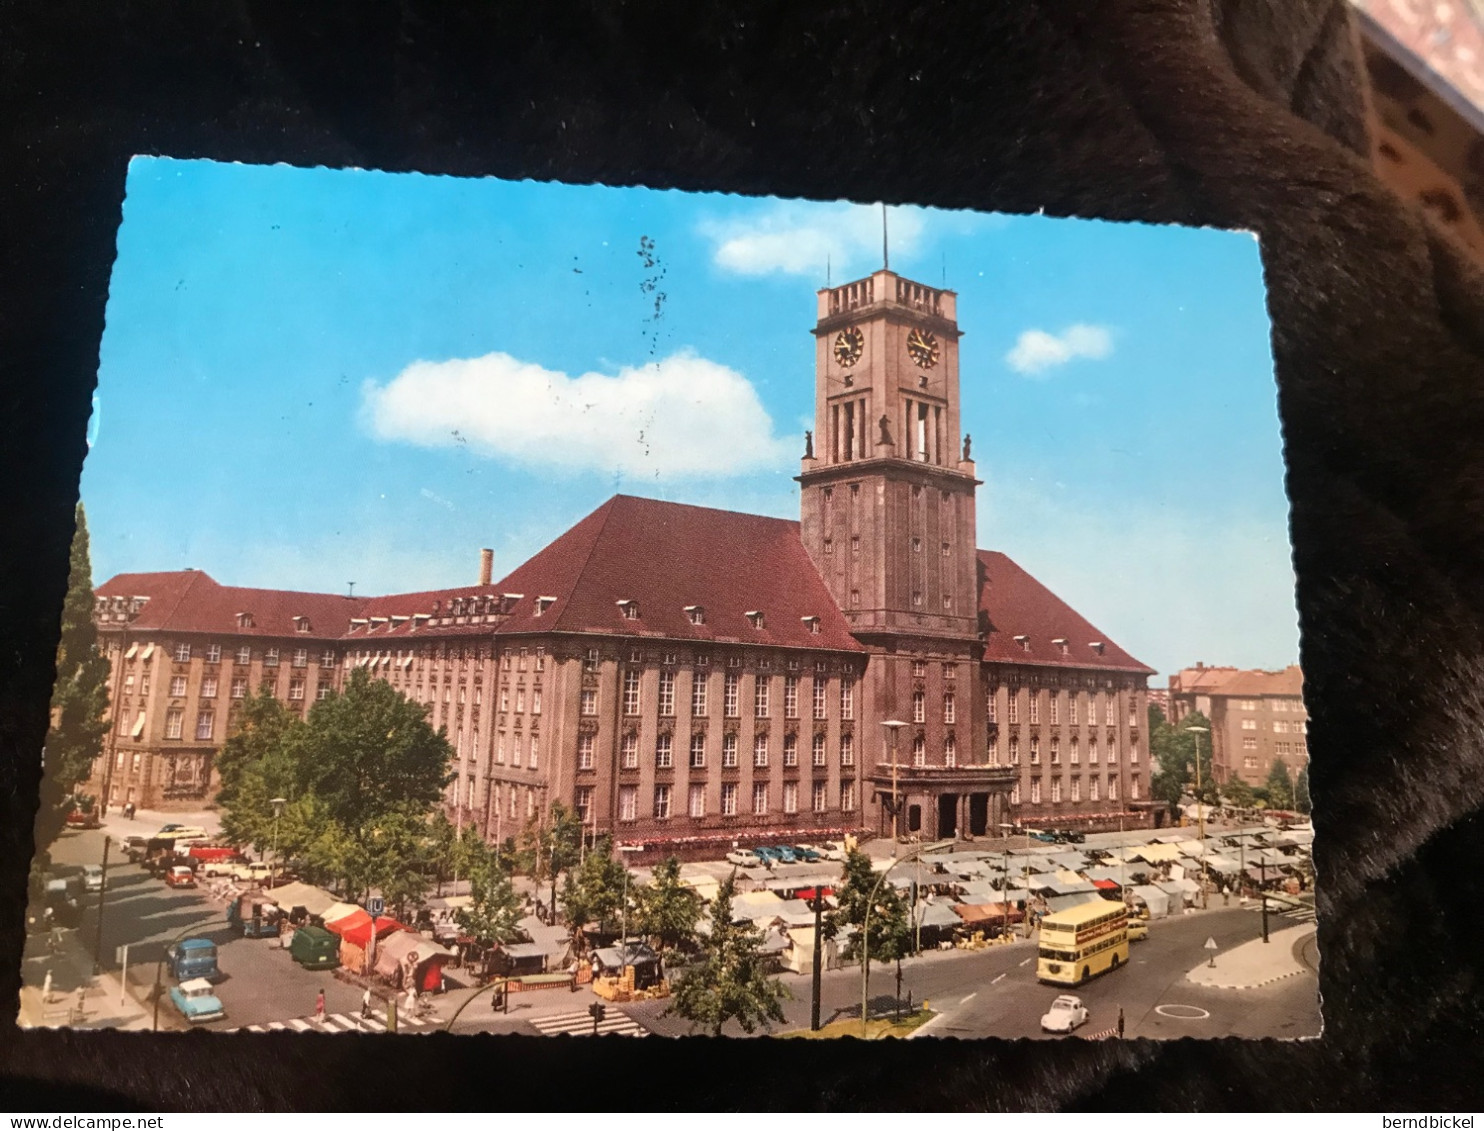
[223,861,274,885]
[164,937,222,982]
[288,924,340,970]
[189,846,245,876]
[227,894,282,938]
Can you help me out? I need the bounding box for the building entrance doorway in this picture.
[938,794,959,839]
[969,793,989,836]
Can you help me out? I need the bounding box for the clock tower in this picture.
[798,268,980,642]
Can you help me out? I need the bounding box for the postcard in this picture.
[23,158,1316,1040]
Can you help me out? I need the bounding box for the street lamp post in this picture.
[860,838,952,1036]
[881,720,908,854]
[617,844,644,958]
[999,823,1036,937]
[1185,727,1210,909]
[269,797,287,889]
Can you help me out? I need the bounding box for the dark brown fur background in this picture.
[4,0,1484,1110]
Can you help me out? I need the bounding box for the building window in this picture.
[812,732,827,767]
[622,670,641,716]
[619,786,638,822]
[912,660,927,678]
[578,734,595,770]
[1009,737,1020,764]
[317,681,332,701]
[1049,694,1060,725]
[1130,776,1141,800]
[1242,736,1257,750]
[687,605,706,625]
[754,734,769,768]
[322,651,337,668]
[912,690,925,724]
[1030,779,1042,805]
[689,783,706,818]
[1028,694,1040,724]
[1241,718,1257,730]
[987,697,996,724]
[691,675,709,717]
[721,783,739,816]
[690,733,706,769]
[654,784,672,819]
[199,676,217,699]
[840,678,854,720]
[656,734,673,769]
[1089,777,1100,802]
[1243,756,1258,770]
[912,735,926,767]
[784,676,799,719]
[1010,781,1021,805]
[204,644,221,664]
[235,645,251,666]
[1029,736,1040,765]
[1105,697,1115,725]
[811,781,828,812]
[753,783,769,815]
[722,734,739,768]
[293,648,308,668]
[507,688,514,711]
[841,780,856,810]
[621,734,639,769]
[1128,743,1137,765]
[168,675,187,698]
[724,673,740,718]
[264,648,279,667]
[1069,696,1079,725]
[289,679,305,701]
[575,786,594,824]
[654,671,675,717]
[581,690,598,717]
[584,647,600,672]
[1007,695,1019,724]
[532,688,541,715]
[944,736,957,767]
[943,692,955,724]
[754,679,770,718]
[619,600,640,621]
[776,780,795,815]
[812,680,827,720]
[1050,738,1060,765]
[1071,778,1081,803]
[195,711,214,741]
[173,643,191,663]
[230,677,247,699]
[495,735,505,765]
[783,733,798,767]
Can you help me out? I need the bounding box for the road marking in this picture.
[959,992,977,1004]
[245,1025,266,1032]
[360,1014,387,1031]
[991,974,1006,985]
[528,1007,647,1037]
[1019,957,1033,967]
[288,1018,311,1031]
[267,1021,289,1031]
[1154,1003,1210,1020]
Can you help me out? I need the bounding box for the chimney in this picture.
[478,548,494,587]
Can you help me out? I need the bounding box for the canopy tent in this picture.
[951,902,1024,928]
[780,925,841,975]
[1034,880,1099,897]
[1133,843,1186,864]
[491,941,548,977]
[1090,878,1121,892]
[263,881,340,920]
[916,902,963,929]
[757,928,790,955]
[1083,867,1129,885]
[335,915,408,975]
[1047,853,1090,871]
[1129,884,1172,918]
[774,899,819,928]
[1203,855,1243,875]
[374,929,455,990]
[320,902,362,927]
[1157,878,1200,907]
[731,890,786,924]
[1046,892,1111,915]
[955,881,1000,903]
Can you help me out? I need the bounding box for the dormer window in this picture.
[1014,635,1030,652]
[294,615,312,634]
[535,597,557,617]
[746,611,765,630]
[501,593,524,614]
[801,615,821,635]
[617,599,640,620]
[685,605,705,626]
[1089,641,1106,655]
[1052,637,1068,656]
[236,612,255,629]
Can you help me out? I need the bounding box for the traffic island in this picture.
[1185,923,1316,990]
[783,1009,935,1039]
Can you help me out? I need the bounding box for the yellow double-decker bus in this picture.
[1036,898,1129,986]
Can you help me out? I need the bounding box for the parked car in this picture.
[122,835,150,862]
[1126,918,1149,942]
[165,865,198,889]
[65,808,102,830]
[81,865,104,893]
[791,845,823,863]
[725,849,762,868]
[1040,994,1089,1034]
[165,937,221,982]
[1057,830,1086,844]
[288,924,340,970]
[169,978,226,1024]
[819,841,849,862]
[772,846,799,864]
[155,824,209,842]
[1031,830,1061,844]
[752,846,783,866]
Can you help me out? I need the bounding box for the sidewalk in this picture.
[1185,922,1316,989]
[16,936,161,1032]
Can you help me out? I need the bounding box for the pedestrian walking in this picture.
[361,987,372,1019]
[1117,1007,1125,1039]
[41,970,53,1005]
[405,984,418,1016]
[314,988,326,1024]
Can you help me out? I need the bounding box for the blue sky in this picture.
[82,157,1297,679]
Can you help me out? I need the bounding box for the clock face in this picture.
[907,327,940,369]
[834,327,864,368]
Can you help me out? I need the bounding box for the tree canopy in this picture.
[668,873,789,1036]
[634,856,702,953]
[561,835,630,941]
[825,849,911,966]
[1149,707,1217,814]
[1295,767,1311,815]
[1264,758,1295,810]
[37,504,111,849]
[457,851,523,945]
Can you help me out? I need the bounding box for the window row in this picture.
[1011,775,1142,805]
[997,690,1137,726]
[612,672,858,721]
[610,778,859,821]
[996,736,1139,765]
[579,731,857,771]
[150,643,336,668]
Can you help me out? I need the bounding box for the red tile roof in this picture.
[976,550,1153,674]
[96,570,364,639]
[1174,664,1303,698]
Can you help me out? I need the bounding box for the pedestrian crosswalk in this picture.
[526,1007,648,1037]
[230,1009,436,1035]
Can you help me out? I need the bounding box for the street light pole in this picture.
[881,720,907,855]
[91,836,111,977]
[860,838,952,1036]
[1185,727,1210,909]
[269,797,287,889]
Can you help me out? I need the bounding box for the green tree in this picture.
[668,874,789,1036]
[525,801,583,912]
[1149,709,1217,816]
[1264,758,1295,810]
[634,856,702,953]
[357,803,436,916]
[1295,767,1311,815]
[825,850,910,963]
[36,504,111,849]
[458,860,523,945]
[1221,777,1257,809]
[560,835,629,941]
[216,689,302,852]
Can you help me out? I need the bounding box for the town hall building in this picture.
[86,268,1157,857]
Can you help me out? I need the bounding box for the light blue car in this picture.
[752,846,783,866]
[169,977,226,1024]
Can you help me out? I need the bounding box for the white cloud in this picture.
[1005,323,1114,375]
[360,349,794,478]
[699,201,928,277]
